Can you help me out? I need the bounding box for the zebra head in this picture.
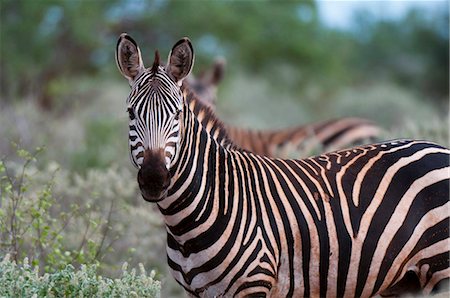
[116,33,194,202]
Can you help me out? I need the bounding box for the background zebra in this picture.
[116,34,450,297]
[184,61,382,158]
[184,58,226,110]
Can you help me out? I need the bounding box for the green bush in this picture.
[0,145,171,295]
[0,254,160,297]
[0,145,104,271]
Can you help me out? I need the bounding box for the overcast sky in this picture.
[317,0,448,29]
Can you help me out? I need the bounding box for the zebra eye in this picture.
[127,107,135,120]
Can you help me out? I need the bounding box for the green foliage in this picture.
[0,254,160,297]
[0,146,101,271]
[70,117,124,171]
[1,1,447,107]
[0,146,147,275]
[348,8,449,103]
[0,144,171,293]
[0,0,119,107]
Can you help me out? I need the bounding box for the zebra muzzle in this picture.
[137,149,171,202]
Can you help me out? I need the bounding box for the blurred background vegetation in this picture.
[0,0,448,297]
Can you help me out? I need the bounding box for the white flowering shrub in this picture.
[0,254,160,297]
[0,144,177,295]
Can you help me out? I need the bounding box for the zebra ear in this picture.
[116,33,145,85]
[166,37,194,86]
[210,57,226,86]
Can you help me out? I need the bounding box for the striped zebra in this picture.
[116,34,450,297]
[183,60,381,157]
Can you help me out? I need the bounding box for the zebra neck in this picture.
[157,104,232,247]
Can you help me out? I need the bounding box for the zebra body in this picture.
[166,100,450,297]
[116,34,450,297]
[184,61,381,157]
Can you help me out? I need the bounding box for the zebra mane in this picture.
[183,88,237,150]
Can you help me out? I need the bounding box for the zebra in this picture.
[116,33,450,297]
[183,60,381,158]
